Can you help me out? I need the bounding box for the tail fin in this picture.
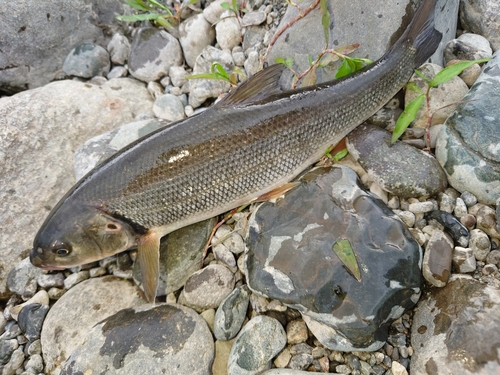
[403,0,442,66]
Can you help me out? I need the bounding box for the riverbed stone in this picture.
[179,13,216,68]
[460,0,500,52]
[214,286,251,341]
[62,43,110,78]
[245,166,422,351]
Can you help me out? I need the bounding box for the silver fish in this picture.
[30,0,441,302]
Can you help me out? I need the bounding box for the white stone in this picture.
[215,11,241,51]
[179,13,216,68]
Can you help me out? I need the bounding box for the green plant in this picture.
[116,0,198,28]
[185,62,245,87]
[392,58,492,146]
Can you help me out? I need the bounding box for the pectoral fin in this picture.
[137,231,161,303]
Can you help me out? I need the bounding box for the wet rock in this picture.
[245,166,422,351]
[129,27,183,82]
[133,218,217,297]
[405,63,469,128]
[216,11,241,51]
[435,51,500,205]
[6,258,44,299]
[346,124,447,198]
[179,13,216,68]
[153,93,186,121]
[181,264,235,310]
[107,33,131,65]
[422,230,453,287]
[214,286,251,341]
[452,246,476,273]
[18,304,50,341]
[228,315,286,375]
[460,0,500,51]
[426,210,469,247]
[61,304,214,375]
[41,276,145,374]
[411,275,500,374]
[62,43,110,78]
[443,33,493,65]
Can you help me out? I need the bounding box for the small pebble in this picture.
[486,250,500,266]
[460,213,476,228]
[460,191,478,207]
[408,201,435,214]
[482,264,498,275]
[63,271,90,290]
[454,198,468,218]
[37,273,65,288]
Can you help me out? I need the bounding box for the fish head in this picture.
[30,202,137,270]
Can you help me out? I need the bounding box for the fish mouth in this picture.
[30,248,66,271]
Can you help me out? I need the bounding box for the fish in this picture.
[30,0,442,303]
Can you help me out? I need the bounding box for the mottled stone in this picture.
[153,93,186,121]
[9,290,49,321]
[475,205,500,239]
[286,320,308,345]
[452,247,476,273]
[411,275,500,374]
[214,286,251,341]
[18,303,50,341]
[460,0,500,51]
[422,230,453,287]
[470,229,492,261]
[347,124,447,198]
[63,43,110,78]
[426,210,469,247]
[61,304,214,375]
[245,166,422,351]
[37,273,65,289]
[443,33,493,65]
[216,11,241,50]
[6,258,43,299]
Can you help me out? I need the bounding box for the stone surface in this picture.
[422,230,453,287]
[411,275,500,374]
[245,166,422,351]
[6,258,44,299]
[0,0,127,94]
[0,77,154,301]
[60,304,214,375]
[228,315,287,375]
[41,276,145,374]
[128,27,183,82]
[214,286,251,341]
[153,93,186,121]
[347,124,447,198]
[460,0,500,52]
[179,13,216,68]
[435,51,500,205]
[18,303,50,341]
[107,33,131,65]
[452,246,476,273]
[443,33,493,65]
[216,11,241,51]
[62,43,110,78]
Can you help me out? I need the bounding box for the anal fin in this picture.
[137,231,161,303]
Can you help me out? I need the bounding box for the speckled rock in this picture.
[179,13,216,68]
[6,258,44,299]
[128,27,183,82]
[228,315,287,375]
[435,51,500,205]
[346,124,447,198]
[214,286,251,341]
[41,276,145,374]
[245,166,422,351]
[61,304,214,375]
[411,275,500,374]
[460,0,500,52]
[62,43,110,78]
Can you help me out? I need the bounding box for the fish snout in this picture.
[30,247,65,270]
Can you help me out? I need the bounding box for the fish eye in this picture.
[51,241,72,257]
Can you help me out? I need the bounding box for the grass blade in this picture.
[116,13,160,21]
[333,238,361,282]
[391,94,425,144]
[429,58,492,87]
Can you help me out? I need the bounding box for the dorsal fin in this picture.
[215,64,286,108]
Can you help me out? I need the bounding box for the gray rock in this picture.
[241,11,267,27]
[61,304,214,375]
[63,271,90,290]
[244,50,260,76]
[435,51,500,205]
[129,27,183,82]
[460,0,500,51]
[41,276,145,374]
[216,11,241,51]
[202,0,228,24]
[107,33,131,65]
[245,166,422,351]
[62,43,110,78]
[1,346,25,375]
[25,353,44,373]
[346,124,447,198]
[0,0,127,94]
[6,258,44,299]
[153,93,186,121]
[470,229,491,261]
[443,33,493,65]
[0,339,18,365]
[0,77,154,300]
[475,205,500,240]
[169,65,189,87]
[18,304,50,341]
[228,315,287,375]
[214,285,251,341]
[147,81,164,99]
[182,264,235,310]
[411,275,500,375]
[242,26,266,52]
[422,230,453,287]
[37,273,65,289]
[179,13,216,68]
[107,65,128,79]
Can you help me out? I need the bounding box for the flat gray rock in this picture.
[411,275,500,375]
[61,304,214,375]
[0,77,154,301]
[435,51,500,205]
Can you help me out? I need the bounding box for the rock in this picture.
[107,33,131,65]
[129,27,183,82]
[18,303,50,341]
[470,229,491,261]
[107,65,128,79]
[0,339,18,365]
[244,50,260,76]
[286,320,308,345]
[62,43,110,78]
[203,0,228,24]
[346,124,447,198]
[460,0,500,52]
[475,205,500,239]
[411,275,500,374]
[266,0,456,86]
[245,166,422,351]
[6,258,44,299]
[443,33,493,65]
[25,353,44,373]
[242,26,266,54]
[215,11,241,51]
[9,290,49,321]
[0,0,127,94]
[214,286,251,341]
[41,276,145,374]
[425,210,469,247]
[63,270,90,290]
[37,273,65,289]
[182,264,235,310]
[459,63,482,87]
[169,65,189,87]
[1,346,25,375]
[435,51,500,205]
[153,93,186,121]
[179,13,216,68]
[0,77,154,301]
[405,63,469,128]
[228,315,287,375]
[61,304,214,375]
[241,11,267,27]
[422,230,453,287]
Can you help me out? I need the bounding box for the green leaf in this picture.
[406,82,423,94]
[413,69,431,84]
[275,57,294,69]
[300,65,317,87]
[147,0,170,12]
[232,0,238,12]
[116,13,160,22]
[336,58,353,79]
[333,238,361,282]
[308,54,313,66]
[320,0,330,46]
[212,62,230,80]
[429,58,492,87]
[220,2,232,11]
[155,16,173,28]
[391,94,425,144]
[333,148,348,161]
[124,0,151,11]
